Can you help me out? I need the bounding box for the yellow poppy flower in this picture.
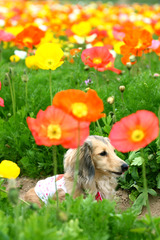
[10,55,20,63]
[0,160,20,179]
[35,43,64,70]
[71,21,91,37]
[25,55,38,69]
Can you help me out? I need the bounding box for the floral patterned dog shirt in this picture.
[35,174,103,204]
[35,174,67,204]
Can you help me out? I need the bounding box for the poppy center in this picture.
[47,124,61,139]
[93,57,102,64]
[23,37,33,44]
[71,102,88,118]
[46,59,55,68]
[135,40,142,49]
[105,61,112,68]
[131,129,144,142]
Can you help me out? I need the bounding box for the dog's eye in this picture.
[99,151,107,156]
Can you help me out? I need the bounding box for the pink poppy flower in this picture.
[0,30,15,42]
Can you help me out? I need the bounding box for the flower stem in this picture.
[112,102,116,123]
[141,149,159,237]
[49,69,52,105]
[25,81,28,110]
[7,73,16,116]
[71,121,80,197]
[96,120,103,135]
[0,41,2,62]
[53,145,59,207]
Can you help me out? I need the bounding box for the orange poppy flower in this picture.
[27,106,89,149]
[14,25,45,48]
[121,29,152,57]
[109,110,159,153]
[52,89,105,122]
[70,48,81,56]
[121,54,136,66]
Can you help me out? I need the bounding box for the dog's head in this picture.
[64,135,129,182]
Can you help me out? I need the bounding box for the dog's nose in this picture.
[121,163,129,173]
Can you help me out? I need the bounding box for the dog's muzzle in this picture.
[110,163,129,175]
[121,163,129,173]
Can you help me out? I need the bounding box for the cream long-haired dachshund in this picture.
[24,135,128,207]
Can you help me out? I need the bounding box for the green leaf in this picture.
[148,189,157,196]
[128,151,138,160]
[131,192,147,215]
[102,125,111,134]
[130,167,139,180]
[130,228,146,233]
[0,231,9,240]
[131,157,144,166]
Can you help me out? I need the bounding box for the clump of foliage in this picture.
[0,180,160,240]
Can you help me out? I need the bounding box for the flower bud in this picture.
[21,72,29,82]
[3,73,9,86]
[119,85,125,92]
[8,188,19,205]
[107,96,114,105]
[84,65,90,71]
[148,154,154,160]
[30,203,39,210]
[129,55,136,62]
[126,62,132,70]
[58,211,68,222]
[85,87,90,91]
[9,67,14,77]
[153,73,160,78]
[8,179,19,205]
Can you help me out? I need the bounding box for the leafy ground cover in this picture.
[0,0,160,239]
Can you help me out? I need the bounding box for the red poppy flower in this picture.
[88,29,108,45]
[0,82,4,107]
[52,89,105,122]
[81,46,121,73]
[0,97,4,107]
[81,46,113,70]
[27,106,89,148]
[14,25,45,48]
[109,110,159,153]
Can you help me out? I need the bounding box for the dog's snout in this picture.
[121,163,129,173]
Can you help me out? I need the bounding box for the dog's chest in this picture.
[96,176,117,200]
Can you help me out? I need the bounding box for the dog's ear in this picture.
[78,141,95,182]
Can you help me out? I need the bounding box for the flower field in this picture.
[0,0,160,239]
